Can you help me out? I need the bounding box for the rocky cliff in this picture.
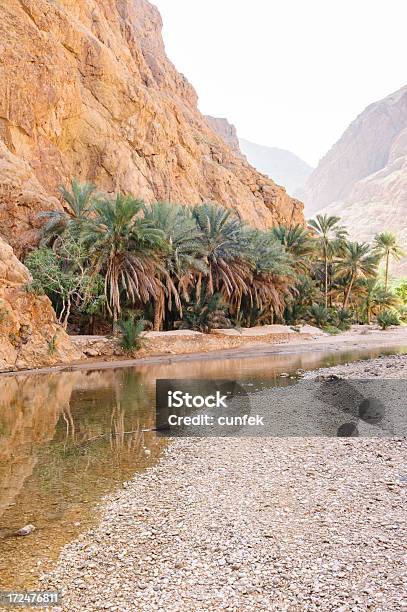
[0,0,303,260]
[204,116,244,158]
[301,85,407,240]
[0,237,82,371]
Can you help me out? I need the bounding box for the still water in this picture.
[1,345,406,589]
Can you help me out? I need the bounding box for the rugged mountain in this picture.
[240,139,313,196]
[301,86,407,254]
[0,0,303,260]
[0,0,304,370]
[204,116,244,158]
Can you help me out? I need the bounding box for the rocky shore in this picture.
[307,352,407,379]
[43,354,407,611]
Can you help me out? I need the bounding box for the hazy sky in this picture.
[152,0,407,167]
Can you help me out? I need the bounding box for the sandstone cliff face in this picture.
[0,0,303,259]
[301,85,407,217]
[0,237,82,371]
[204,116,244,158]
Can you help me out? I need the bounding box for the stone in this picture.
[14,524,36,536]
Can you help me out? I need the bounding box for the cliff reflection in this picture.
[0,369,164,589]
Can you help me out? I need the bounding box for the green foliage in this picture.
[284,274,323,324]
[322,324,341,335]
[336,241,379,308]
[377,309,401,330]
[334,308,353,331]
[271,224,315,272]
[374,232,405,290]
[84,294,107,317]
[307,303,330,328]
[33,179,406,334]
[397,304,407,322]
[175,294,231,333]
[82,194,165,323]
[395,280,407,304]
[38,179,98,245]
[118,315,145,352]
[25,235,103,328]
[308,214,348,308]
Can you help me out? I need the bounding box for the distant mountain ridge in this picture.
[204,116,312,197]
[300,84,407,273]
[301,84,407,215]
[240,139,313,196]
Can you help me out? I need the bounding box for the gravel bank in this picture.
[43,356,407,611]
[307,353,407,380]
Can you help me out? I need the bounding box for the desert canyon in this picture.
[0,0,303,370]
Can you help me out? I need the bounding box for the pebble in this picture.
[14,524,36,536]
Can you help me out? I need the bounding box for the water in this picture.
[1,344,406,588]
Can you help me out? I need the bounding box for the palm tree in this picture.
[359,279,400,324]
[373,232,405,290]
[143,202,207,329]
[271,224,316,272]
[336,241,379,308]
[245,229,295,324]
[82,194,165,328]
[192,203,251,310]
[284,274,323,324]
[308,214,348,308]
[38,179,97,244]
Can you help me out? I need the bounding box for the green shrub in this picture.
[398,304,407,322]
[175,294,231,334]
[307,303,330,328]
[335,308,353,331]
[322,324,341,335]
[118,316,145,352]
[377,309,400,330]
[395,280,407,304]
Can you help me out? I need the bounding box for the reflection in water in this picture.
[0,344,406,588]
[0,370,164,589]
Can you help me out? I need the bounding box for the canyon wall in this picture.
[0,0,303,259]
[0,0,305,369]
[204,116,244,158]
